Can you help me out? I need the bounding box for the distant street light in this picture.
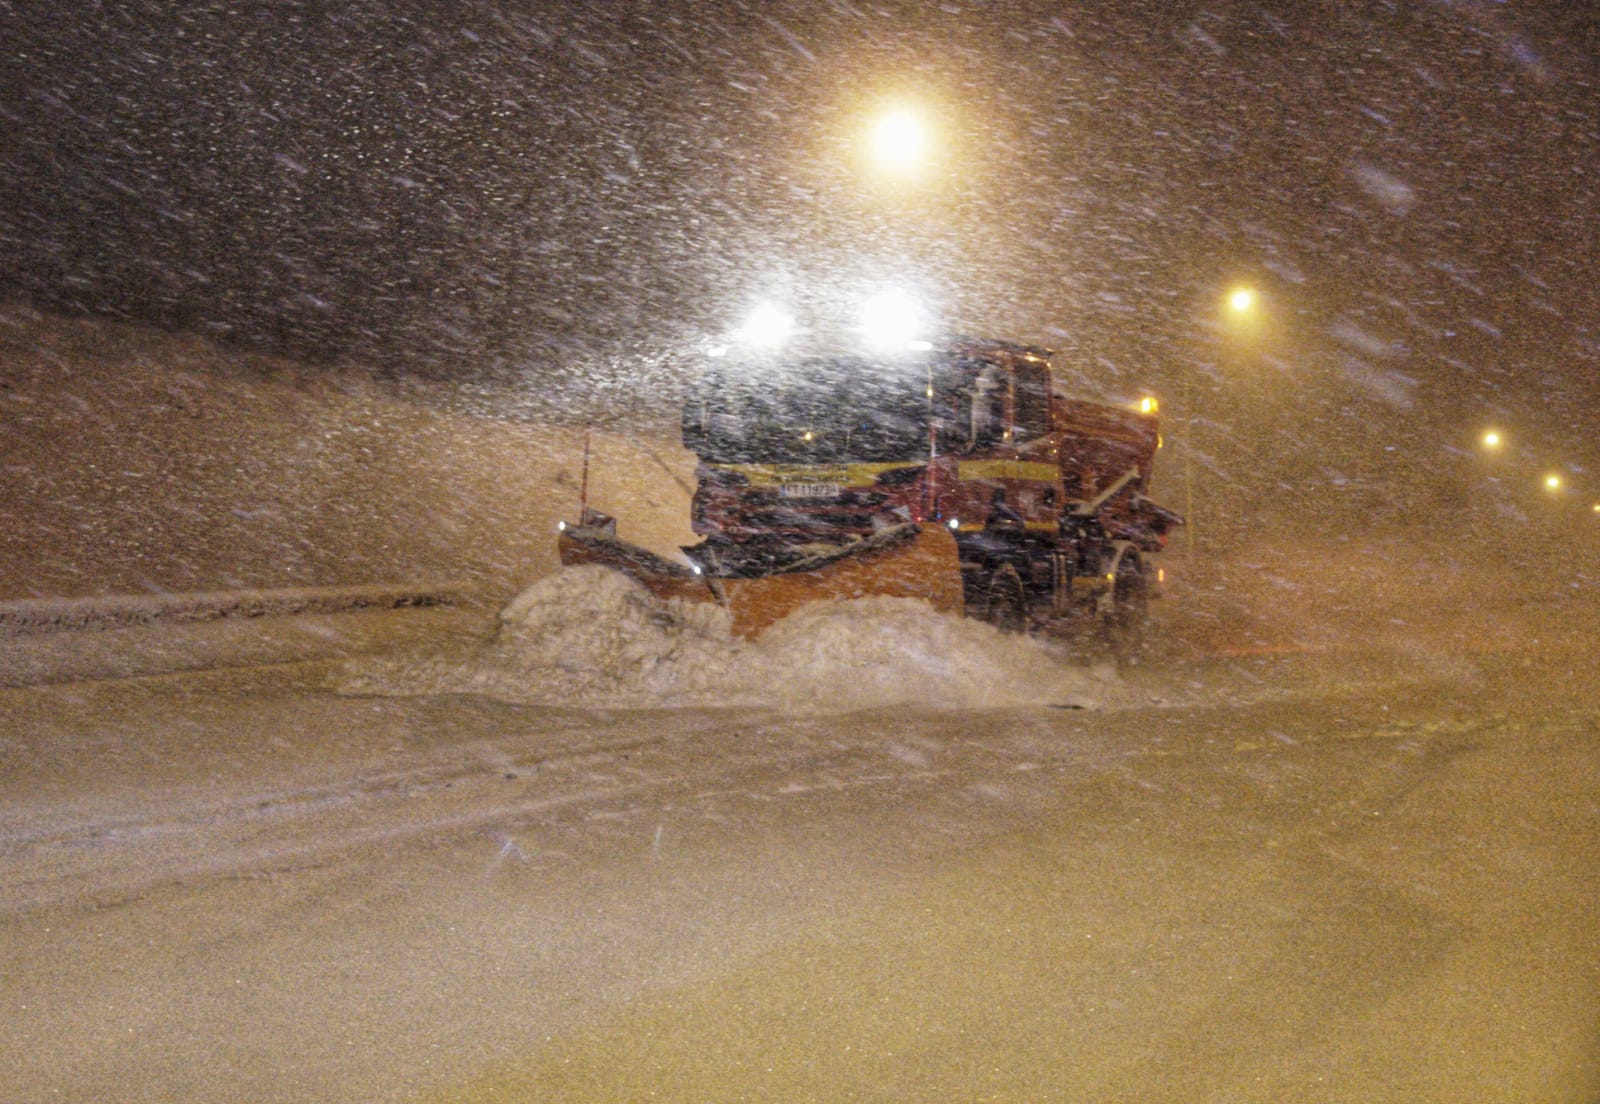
[1184,283,1266,554]
[1481,429,1503,451]
[1544,473,1564,492]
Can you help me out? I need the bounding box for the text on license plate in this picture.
[778,483,843,499]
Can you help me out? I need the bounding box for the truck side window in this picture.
[971,365,1006,449]
[1014,362,1050,442]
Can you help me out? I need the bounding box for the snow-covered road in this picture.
[1,587,1597,1102]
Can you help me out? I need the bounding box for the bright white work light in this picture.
[859,288,924,348]
[732,302,795,347]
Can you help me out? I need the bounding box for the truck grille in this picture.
[694,487,896,540]
[743,509,879,531]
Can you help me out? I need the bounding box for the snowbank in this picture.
[340,565,1123,712]
[0,306,696,605]
[0,582,471,637]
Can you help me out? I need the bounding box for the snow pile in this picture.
[340,565,1117,711]
[750,596,1106,711]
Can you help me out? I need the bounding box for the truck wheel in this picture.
[1103,556,1148,659]
[986,566,1028,634]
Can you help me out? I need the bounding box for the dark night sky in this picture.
[3,1,1598,524]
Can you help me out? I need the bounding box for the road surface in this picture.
[1,597,1597,1102]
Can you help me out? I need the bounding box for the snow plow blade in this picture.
[557,516,963,639]
[556,515,718,608]
[710,523,965,638]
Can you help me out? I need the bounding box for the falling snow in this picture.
[2,2,1599,1099]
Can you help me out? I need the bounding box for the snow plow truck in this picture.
[558,332,1183,643]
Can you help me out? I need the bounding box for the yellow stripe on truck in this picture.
[717,462,919,487]
[1013,461,1058,482]
[956,460,1058,482]
[955,460,1009,481]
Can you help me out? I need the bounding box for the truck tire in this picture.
[986,566,1028,634]
[1103,555,1148,660]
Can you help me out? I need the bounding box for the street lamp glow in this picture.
[868,108,930,176]
[1481,429,1503,450]
[1226,287,1257,314]
[1544,473,1563,492]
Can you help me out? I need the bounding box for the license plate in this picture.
[778,483,842,499]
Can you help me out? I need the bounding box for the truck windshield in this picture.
[683,354,938,465]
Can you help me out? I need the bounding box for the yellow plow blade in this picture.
[715,524,963,638]
[557,521,964,639]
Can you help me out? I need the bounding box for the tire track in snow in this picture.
[0,709,975,918]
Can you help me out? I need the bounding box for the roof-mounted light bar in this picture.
[731,302,795,347]
[714,288,936,356]
[859,287,926,349]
